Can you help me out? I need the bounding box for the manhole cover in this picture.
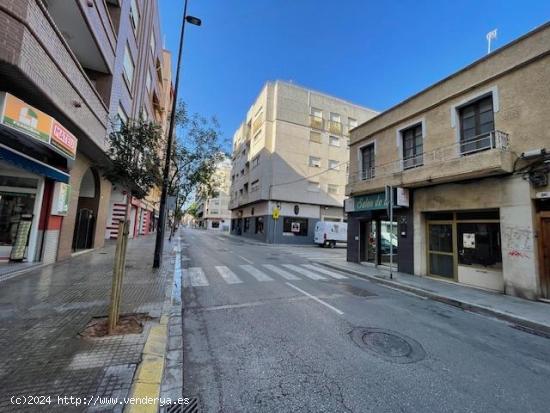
[350,327,425,363]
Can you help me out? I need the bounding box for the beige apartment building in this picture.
[197,157,232,231]
[230,81,377,244]
[346,23,550,300]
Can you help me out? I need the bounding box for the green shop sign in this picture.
[354,192,386,211]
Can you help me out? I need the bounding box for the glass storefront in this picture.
[380,220,398,266]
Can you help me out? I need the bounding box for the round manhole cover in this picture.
[350,327,426,364]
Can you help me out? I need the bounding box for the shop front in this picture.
[0,93,74,270]
[346,189,414,274]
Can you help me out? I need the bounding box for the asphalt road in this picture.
[180,228,550,413]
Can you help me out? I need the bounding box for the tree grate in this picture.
[163,397,200,413]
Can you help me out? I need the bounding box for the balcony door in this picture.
[459,95,494,154]
[360,144,375,180]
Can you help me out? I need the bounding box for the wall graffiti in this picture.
[502,226,533,259]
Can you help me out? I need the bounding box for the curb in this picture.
[315,261,550,336]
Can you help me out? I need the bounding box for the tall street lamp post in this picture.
[153,0,201,268]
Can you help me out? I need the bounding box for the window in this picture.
[459,95,494,154]
[328,160,339,170]
[329,136,340,147]
[309,156,321,168]
[329,112,342,134]
[348,117,358,130]
[255,216,264,234]
[240,169,245,176]
[211,221,220,229]
[283,217,308,236]
[123,44,135,87]
[310,131,322,143]
[150,32,156,56]
[310,108,323,129]
[244,217,250,232]
[251,179,260,192]
[252,156,260,168]
[458,223,502,268]
[253,129,262,141]
[243,183,248,193]
[328,184,339,194]
[307,181,320,192]
[360,143,375,180]
[402,124,423,169]
[130,0,139,35]
[146,70,152,93]
[116,105,128,129]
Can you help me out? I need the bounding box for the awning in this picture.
[0,144,70,183]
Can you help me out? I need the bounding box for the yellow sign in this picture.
[1,93,52,143]
[272,207,280,220]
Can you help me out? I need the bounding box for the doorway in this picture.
[359,220,377,263]
[72,168,99,251]
[427,222,456,279]
[539,213,550,299]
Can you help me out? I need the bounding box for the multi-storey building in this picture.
[229,81,377,244]
[196,157,232,231]
[346,23,550,300]
[0,0,170,272]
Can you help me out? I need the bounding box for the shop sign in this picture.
[0,93,78,159]
[353,192,386,211]
[51,182,71,216]
[1,93,52,143]
[51,121,77,159]
[291,222,300,233]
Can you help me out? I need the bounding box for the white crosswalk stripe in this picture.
[262,264,301,280]
[282,264,326,280]
[302,264,348,279]
[184,267,209,287]
[240,265,273,281]
[215,266,243,284]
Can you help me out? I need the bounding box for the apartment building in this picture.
[196,157,232,231]
[229,81,377,244]
[346,23,550,300]
[0,0,170,272]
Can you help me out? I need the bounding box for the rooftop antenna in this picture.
[486,29,497,54]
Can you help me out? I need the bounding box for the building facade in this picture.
[229,81,377,244]
[197,157,232,231]
[346,23,550,300]
[0,0,170,272]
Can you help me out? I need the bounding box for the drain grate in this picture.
[163,397,200,413]
[350,327,426,364]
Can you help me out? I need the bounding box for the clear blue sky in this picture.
[159,0,550,150]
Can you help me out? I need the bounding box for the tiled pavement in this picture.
[0,235,175,412]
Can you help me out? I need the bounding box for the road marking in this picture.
[240,265,273,281]
[282,264,326,280]
[238,255,254,264]
[285,282,344,315]
[302,264,348,279]
[185,267,209,287]
[262,264,301,280]
[215,266,243,284]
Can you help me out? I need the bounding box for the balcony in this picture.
[347,130,515,195]
[328,120,343,135]
[310,115,324,130]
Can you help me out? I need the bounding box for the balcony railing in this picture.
[351,130,510,184]
[329,120,343,135]
[310,115,324,130]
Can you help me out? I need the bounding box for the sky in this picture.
[159,0,550,151]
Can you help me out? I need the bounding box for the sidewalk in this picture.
[314,259,550,334]
[0,234,178,412]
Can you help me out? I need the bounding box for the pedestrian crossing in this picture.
[182,263,348,288]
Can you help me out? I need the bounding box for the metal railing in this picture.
[351,130,510,184]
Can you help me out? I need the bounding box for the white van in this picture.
[314,222,347,248]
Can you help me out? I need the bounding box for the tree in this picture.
[167,102,225,233]
[103,117,163,333]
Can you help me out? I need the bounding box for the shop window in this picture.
[255,216,264,234]
[0,191,36,247]
[458,223,502,268]
[244,217,250,232]
[283,217,308,236]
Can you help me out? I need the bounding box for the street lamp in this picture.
[153,0,201,268]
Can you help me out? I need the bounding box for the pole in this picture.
[389,187,394,280]
[153,0,189,268]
